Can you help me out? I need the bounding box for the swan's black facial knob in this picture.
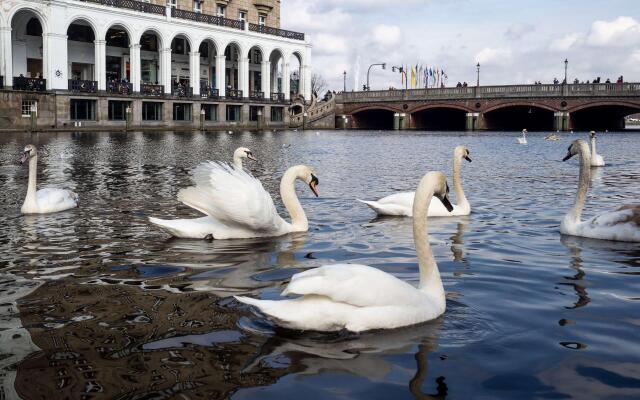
[464,150,472,162]
[563,145,575,162]
[437,183,454,212]
[309,174,319,197]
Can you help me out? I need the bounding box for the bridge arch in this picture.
[350,106,398,130]
[411,104,471,130]
[483,103,556,131]
[568,101,640,131]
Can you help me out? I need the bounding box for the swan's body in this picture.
[149,147,258,239]
[20,145,78,214]
[545,133,560,141]
[561,139,639,242]
[517,129,527,144]
[358,146,471,217]
[150,164,318,239]
[235,171,453,332]
[589,131,605,167]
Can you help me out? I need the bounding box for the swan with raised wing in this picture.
[20,145,78,214]
[150,163,318,239]
[589,131,605,167]
[561,139,639,242]
[517,129,528,145]
[358,145,471,217]
[235,171,453,332]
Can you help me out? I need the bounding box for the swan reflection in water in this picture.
[239,316,448,398]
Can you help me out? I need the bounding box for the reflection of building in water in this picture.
[15,282,286,398]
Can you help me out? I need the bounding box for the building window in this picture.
[168,0,177,9]
[193,0,202,13]
[258,13,267,26]
[271,106,283,122]
[21,100,37,117]
[70,99,96,120]
[226,105,241,122]
[249,106,263,122]
[142,102,163,121]
[238,10,247,22]
[202,104,217,121]
[173,103,192,121]
[217,5,225,17]
[108,101,130,121]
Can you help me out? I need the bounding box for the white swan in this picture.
[148,147,257,238]
[358,145,471,217]
[150,164,319,239]
[589,131,605,167]
[561,139,639,242]
[517,129,528,145]
[235,171,453,332]
[232,147,257,169]
[20,144,78,214]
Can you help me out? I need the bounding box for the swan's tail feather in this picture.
[357,199,387,215]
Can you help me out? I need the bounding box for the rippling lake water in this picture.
[0,129,639,399]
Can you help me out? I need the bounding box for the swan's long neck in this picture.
[24,155,38,207]
[280,166,308,231]
[568,142,591,223]
[590,136,597,157]
[452,155,468,211]
[233,154,243,169]
[412,175,443,294]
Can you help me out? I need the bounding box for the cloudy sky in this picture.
[281,0,640,91]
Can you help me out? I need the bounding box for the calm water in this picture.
[0,130,639,399]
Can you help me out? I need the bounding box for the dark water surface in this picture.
[0,130,639,399]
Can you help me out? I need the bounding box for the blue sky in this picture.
[281,0,640,91]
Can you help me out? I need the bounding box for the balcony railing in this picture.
[250,90,264,100]
[227,89,243,100]
[68,79,98,93]
[13,77,46,92]
[107,81,133,95]
[78,0,165,15]
[270,92,285,103]
[249,23,305,41]
[141,83,164,97]
[172,83,193,98]
[200,85,219,99]
[172,8,244,30]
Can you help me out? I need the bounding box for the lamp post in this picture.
[564,58,568,84]
[476,62,480,87]
[392,65,407,90]
[343,70,346,92]
[366,63,386,91]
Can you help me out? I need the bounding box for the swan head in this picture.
[20,144,37,164]
[590,131,596,138]
[428,172,454,212]
[234,147,257,161]
[522,129,528,134]
[295,165,319,197]
[454,146,472,162]
[563,139,587,161]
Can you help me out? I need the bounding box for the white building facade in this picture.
[0,0,311,128]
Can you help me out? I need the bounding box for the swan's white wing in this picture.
[377,192,415,207]
[358,192,415,216]
[576,205,640,242]
[178,162,284,232]
[282,264,425,307]
[36,188,78,213]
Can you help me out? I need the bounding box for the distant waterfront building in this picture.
[0,0,311,129]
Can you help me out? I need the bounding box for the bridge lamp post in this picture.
[366,63,386,91]
[476,62,480,87]
[564,59,568,84]
[343,71,347,92]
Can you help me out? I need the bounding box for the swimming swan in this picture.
[358,145,471,217]
[235,171,454,332]
[149,147,257,239]
[517,129,528,145]
[589,131,605,167]
[561,139,639,242]
[20,144,78,214]
[150,164,319,239]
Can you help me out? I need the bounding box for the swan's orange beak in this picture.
[247,152,257,161]
[309,174,319,197]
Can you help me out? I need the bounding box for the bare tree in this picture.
[311,73,328,97]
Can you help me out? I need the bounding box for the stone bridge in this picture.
[334,83,640,131]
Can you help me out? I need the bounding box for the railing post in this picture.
[166,4,172,21]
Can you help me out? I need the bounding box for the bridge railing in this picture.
[337,83,640,102]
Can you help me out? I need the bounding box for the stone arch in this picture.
[135,27,166,49]
[483,102,558,114]
[102,21,134,43]
[568,101,640,131]
[66,17,97,82]
[349,105,401,114]
[247,44,264,95]
[8,5,49,34]
[168,31,194,51]
[351,106,397,130]
[222,41,243,93]
[10,7,48,82]
[268,48,285,94]
[197,37,219,89]
[567,100,640,113]
[65,16,99,38]
[138,28,164,86]
[196,36,220,54]
[411,105,470,130]
[411,103,474,113]
[483,103,556,131]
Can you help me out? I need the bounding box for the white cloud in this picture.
[586,16,640,46]
[505,23,535,40]
[372,25,402,47]
[549,33,582,51]
[475,47,512,65]
[313,33,348,55]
